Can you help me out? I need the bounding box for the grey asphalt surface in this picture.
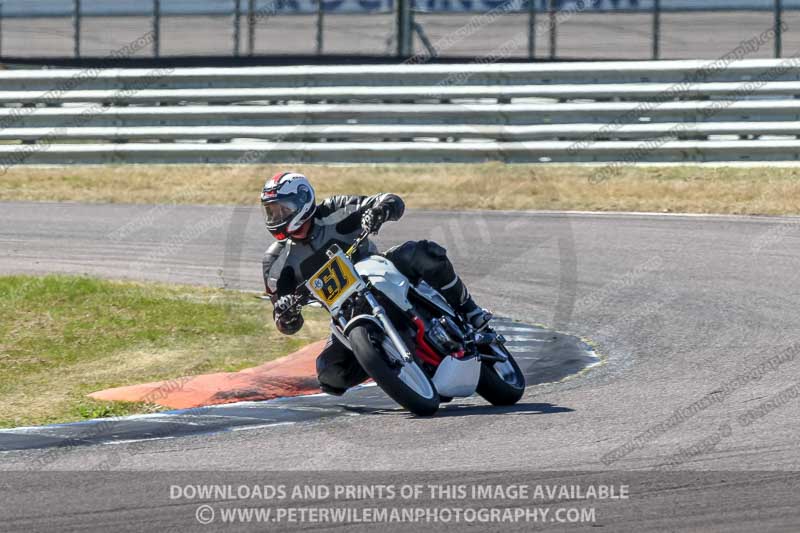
[2,201,800,530]
[0,317,593,452]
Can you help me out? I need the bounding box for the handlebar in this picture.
[345,228,371,258]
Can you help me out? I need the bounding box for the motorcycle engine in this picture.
[425,316,465,355]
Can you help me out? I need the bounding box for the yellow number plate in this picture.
[307,253,359,309]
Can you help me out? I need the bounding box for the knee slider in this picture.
[316,358,349,390]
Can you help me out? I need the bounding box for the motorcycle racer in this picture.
[261,171,492,396]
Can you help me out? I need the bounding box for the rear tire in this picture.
[349,325,440,416]
[477,344,525,406]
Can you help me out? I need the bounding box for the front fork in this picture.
[362,291,413,363]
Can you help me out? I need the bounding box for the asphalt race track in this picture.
[2,202,800,531]
[0,318,598,452]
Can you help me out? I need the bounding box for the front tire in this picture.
[477,343,526,406]
[349,325,440,416]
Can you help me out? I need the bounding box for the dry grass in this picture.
[2,163,800,215]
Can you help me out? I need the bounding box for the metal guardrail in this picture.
[5,141,800,165]
[5,61,800,89]
[4,122,800,142]
[9,82,800,104]
[3,60,800,167]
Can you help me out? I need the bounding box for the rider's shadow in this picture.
[339,402,573,417]
[434,402,574,418]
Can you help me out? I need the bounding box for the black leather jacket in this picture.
[262,193,404,332]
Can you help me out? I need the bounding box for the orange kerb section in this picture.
[88,340,326,409]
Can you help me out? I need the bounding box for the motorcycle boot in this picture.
[439,274,493,331]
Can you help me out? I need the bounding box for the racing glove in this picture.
[273,294,304,335]
[361,205,389,234]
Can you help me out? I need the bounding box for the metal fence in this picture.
[1,60,800,167]
[0,0,797,60]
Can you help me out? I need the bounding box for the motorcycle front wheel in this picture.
[349,324,440,417]
[476,342,526,406]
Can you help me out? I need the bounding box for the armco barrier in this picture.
[2,59,800,167]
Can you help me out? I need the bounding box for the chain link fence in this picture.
[0,0,795,60]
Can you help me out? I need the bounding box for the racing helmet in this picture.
[260,171,316,241]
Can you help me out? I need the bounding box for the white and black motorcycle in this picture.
[286,229,526,416]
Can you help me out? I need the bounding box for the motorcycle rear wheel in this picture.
[349,324,440,417]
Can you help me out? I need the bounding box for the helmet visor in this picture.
[261,197,303,229]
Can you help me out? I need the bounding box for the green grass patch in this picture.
[0,275,328,428]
